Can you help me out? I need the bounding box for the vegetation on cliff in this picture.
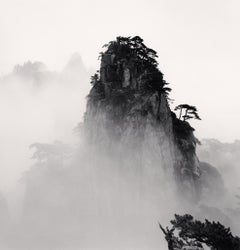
[160,214,240,250]
[88,36,171,106]
[85,36,203,200]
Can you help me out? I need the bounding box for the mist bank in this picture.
[1,136,239,249]
[0,38,240,250]
[198,139,240,192]
[0,53,91,194]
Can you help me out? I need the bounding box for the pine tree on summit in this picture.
[98,36,171,96]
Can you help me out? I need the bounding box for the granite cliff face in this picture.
[84,36,201,199]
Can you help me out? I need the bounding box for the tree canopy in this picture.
[102,36,159,67]
[98,36,171,96]
[159,214,240,250]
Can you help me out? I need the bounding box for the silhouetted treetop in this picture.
[175,104,201,121]
[101,36,158,67]
[95,36,172,97]
[160,214,240,250]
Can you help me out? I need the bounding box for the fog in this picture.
[0,54,90,213]
[0,54,239,249]
[1,0,240,141]
[1,1,240,247]
[0,58,178,249]
[197,139,240,207]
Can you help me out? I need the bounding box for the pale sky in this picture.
[0,0,240,142]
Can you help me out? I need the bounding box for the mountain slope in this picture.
[84,36,201,200]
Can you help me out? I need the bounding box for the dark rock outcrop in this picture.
[84,36,201,200]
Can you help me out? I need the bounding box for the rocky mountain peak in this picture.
[63,52,87,76]
[98,36,169,95]
[84,36,201,201]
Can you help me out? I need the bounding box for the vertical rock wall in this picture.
[85,38,201,200]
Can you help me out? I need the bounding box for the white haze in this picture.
[0,58,239,249]
[0,0,240,246]
[0,59,179,249]
[1,0,240,141]
[0,54,239,250]
[0,56,90,208]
